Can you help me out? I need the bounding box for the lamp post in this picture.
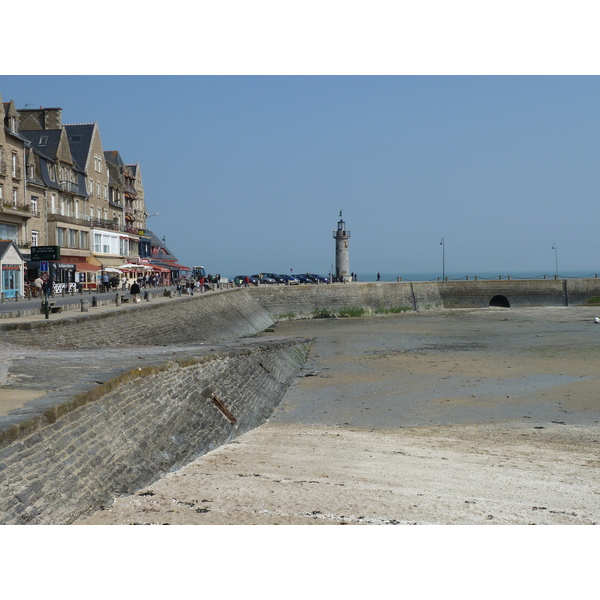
[440,238,445,281]
[552,242,558,278]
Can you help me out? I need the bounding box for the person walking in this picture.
[34,276,43,297]
[130,280,141,303]
[377,273,381,281]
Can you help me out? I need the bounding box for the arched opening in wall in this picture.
[489,295,510,308]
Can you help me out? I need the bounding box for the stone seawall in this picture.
[0,338,311,524]
[248,278,600,315]
[0,288,275,349]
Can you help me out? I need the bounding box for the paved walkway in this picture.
[0,285,232,325]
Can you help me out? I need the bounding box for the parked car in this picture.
[251,274,277,284]
[294,274,312,283]
[279,274,300,285]
[311,273,329,283]
[263,272,287,283]
[233,275,259,286]
[302,273,320,283]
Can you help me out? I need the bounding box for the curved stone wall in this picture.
[0,338,311,524]
[0,288,275,349]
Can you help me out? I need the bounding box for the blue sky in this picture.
[2,75,600,279]
[3,2,600,279]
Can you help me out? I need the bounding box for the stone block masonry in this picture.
[0,288,275,349]
[247,278,600,316]
[0,337,311,524]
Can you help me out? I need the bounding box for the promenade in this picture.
[0,285,179,321]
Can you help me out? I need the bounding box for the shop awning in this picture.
[72,260,101,272]
[97,257,128,268]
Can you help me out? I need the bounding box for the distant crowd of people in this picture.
[100,272,168,293]
[175,274,223,296]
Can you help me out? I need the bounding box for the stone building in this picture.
[0,91,155,289]
[0,95,30,256]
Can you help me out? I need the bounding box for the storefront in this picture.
[0,241,25,299]
[49,261,77,294]
[63,256,102,291]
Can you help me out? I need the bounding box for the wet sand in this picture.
[77,307,600,525]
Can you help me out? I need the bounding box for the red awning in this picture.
[73,261,101,272]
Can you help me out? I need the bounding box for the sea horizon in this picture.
[352,269,600,283]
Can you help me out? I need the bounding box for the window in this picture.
[87,178,93,195]
[80,231,88,249]
[31,231,39,247]
[120,237,130,256]
[0,185,3,201]
[57,227,66,246]
[51,193,57,214]
[0,223,18,242]
[103,185,108,199]
[39,136,48,146]
[68,229,77,247]
[12,189,17,208]
[11,154,17,177]
[94,156,103,173]
[97,182,101,197]
[31,196,38,213]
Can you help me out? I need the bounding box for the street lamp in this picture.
[440,238,445,281]
[552,242,558,278]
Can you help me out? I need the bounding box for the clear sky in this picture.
[3,3,600,280]
[3,75,600,279]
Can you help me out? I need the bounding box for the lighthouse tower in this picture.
[333,211,351,282]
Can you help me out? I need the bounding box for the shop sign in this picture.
[31,246,61,261]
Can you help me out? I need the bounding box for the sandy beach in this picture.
[77,306,600,525]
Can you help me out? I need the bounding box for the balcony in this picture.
[60,180,80,194]
[0,203,35,218]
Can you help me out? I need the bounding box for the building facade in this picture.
[0,91,165,293]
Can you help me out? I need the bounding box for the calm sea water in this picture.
[353,270,600,283]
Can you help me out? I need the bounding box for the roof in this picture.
[19,129,63,160]
[0,241,24,262]
[63,124,96,171]
[144,229,178,262]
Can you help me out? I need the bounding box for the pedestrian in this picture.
[130,280,141,303]
[377,273,380,281]
[102,272,109,292]
[34,276,43,297]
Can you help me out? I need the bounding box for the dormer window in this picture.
[39,136,48,146]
